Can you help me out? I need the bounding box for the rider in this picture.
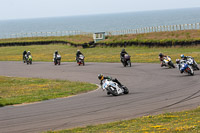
[76,49,83,62]
[26,51,31,57]
[23,50,27,60]
[53,50,59,62]
[98,74,123,87]
[120,49,128,63]
[54,50,58,58]
[180,54,192,61]
[159,53,167,67]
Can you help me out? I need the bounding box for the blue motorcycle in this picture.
[177,60,194,76]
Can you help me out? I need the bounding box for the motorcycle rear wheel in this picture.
[169,62,175,68]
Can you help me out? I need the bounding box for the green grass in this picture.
[0,44,200,63]
[0,76,97,107]
[102,30,200,45]
[46,107,200,133]
[0,35,93,44]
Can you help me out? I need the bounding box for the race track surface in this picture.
[0,61,200,133]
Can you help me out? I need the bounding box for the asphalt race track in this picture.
[0,61,200,133]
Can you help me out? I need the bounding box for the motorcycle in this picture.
[77,54,85,66]
[122,54,131,67]
[162,56,175,68]
[177,60,194,76]
[186,57,199,71]
[101,79,129,96]
[54,54,61,65]
[26,55,32,65]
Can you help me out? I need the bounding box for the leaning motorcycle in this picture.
[26,55,32,65]
[77,54,85,66]
[54,54,61,65]
[162,56,175,68]
[122,54,131,67]
[186,57,199,71]
[101,79,129,96]
[177,60,194,76]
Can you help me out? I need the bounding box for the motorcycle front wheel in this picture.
[123,86,129,94]
[127,61,131,67]
[107,87,118,96]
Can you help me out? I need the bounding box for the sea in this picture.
[0,8,200,39]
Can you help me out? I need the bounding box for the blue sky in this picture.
[0,0,199,20]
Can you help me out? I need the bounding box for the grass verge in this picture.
[0,76,97,107]
[0,44,200,63]
[0,35,93,44]
[102,30,200,44]
[46,107,200,133]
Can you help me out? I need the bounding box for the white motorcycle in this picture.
[162,56,175,68]
[101,79,129,96]
[186,57,199,71]
[53,54,61,65]
[77,54,85,66]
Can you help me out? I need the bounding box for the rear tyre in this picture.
[169,62,175,68]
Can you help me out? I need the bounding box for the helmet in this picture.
[181,54,184,58]
[121,49,125,52]
[77,49,80,52]
[55,50,58,54]
[27,51,30,53]
[176,59,180,64]
[98,74,104,80]
[159,53,163,57]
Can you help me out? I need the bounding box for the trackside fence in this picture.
[1,23,200,39]
[105,23,200,36]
